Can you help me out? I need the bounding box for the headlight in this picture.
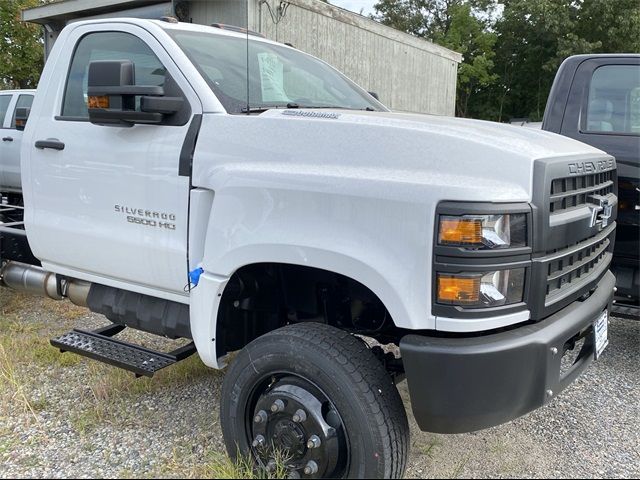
[438,213,527,249]
[437,268,525,307]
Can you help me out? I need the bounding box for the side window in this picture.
[0,95,12,127]
[11,95,34,128]
[61,32,166,119]
[586,65,640,135]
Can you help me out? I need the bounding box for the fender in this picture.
[189,245,416,368]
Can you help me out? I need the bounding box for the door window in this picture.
[61,32,166,119]
[0,95,12,127]
[586,65,640,134]
[10,94,34,128]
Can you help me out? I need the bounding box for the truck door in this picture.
[25,25,202,301]
[3,94,34,190]
[0,93,16,189]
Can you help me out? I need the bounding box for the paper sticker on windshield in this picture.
[257,52,289,103]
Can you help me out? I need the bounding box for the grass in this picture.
[0,288,249,477]
[0,342,39,421]
[81,352,212,402]
[0,430,20,457]
[160,447,292,479]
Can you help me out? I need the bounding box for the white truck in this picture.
[0,89,35,191]
[0,18,618,479]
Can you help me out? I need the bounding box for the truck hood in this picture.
[261,108,601,158]
[192,109,608,204]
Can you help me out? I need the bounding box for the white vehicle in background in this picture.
[0,89,35,192]
[0,18,618,479]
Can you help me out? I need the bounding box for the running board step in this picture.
[50,324,196,377]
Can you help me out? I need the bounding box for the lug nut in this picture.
[303,460,318,475]
[254,410,268,423]
[550,347,558,355]
[270,399,285,413]
[266,460,277,472]
[288,471,301,479]
[252,435,266,448]
[306,435,321,449]
[292,409,307,423]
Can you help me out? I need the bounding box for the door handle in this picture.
[2,137,13,142]
[35,139,65,150]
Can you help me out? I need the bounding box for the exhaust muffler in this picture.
[0,261,90,307]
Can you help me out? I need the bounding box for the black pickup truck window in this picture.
[586,65,640,135]
[61,32,166,119]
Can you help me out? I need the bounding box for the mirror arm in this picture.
[140,96,184,114]
[87,85,165,97]
[88,109,163,125]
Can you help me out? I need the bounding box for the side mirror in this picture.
[15,107,30,131]
[87,60,183,126]
[368,91,380,101]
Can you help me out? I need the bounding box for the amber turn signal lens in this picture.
[439,218,482,245]
[437,275,480,304]
[88,95,109,109]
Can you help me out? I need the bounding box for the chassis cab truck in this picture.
[0,19,618,479]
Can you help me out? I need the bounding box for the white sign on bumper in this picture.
[594,309,609,360]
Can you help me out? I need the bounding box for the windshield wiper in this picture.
[295,105,376,111]
[241,104,376,114]
[241,103,300,114]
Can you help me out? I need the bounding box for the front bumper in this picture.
[400,270,615,434]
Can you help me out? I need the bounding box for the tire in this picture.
[220,322,410,479]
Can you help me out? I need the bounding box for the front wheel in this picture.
[220,322,409,479]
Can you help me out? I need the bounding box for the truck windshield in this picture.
[168,30,383,114]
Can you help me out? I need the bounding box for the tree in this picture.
[0,0,44,89]
[373,0,499,117]
[488,0,640,122]
[373,0,640,121]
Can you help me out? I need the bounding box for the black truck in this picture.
[542,54,640,317]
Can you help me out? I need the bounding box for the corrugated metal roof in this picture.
[22,0,170,24]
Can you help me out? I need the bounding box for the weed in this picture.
[451,454,470,478]
[189,449,291,479]
[420,436,440,459]
[0,343,39,422]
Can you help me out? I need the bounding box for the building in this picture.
[23,0,462,115]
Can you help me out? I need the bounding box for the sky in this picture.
[330,0,378,16]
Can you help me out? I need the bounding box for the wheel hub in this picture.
[249,376,348,478]
[272,419,306,456]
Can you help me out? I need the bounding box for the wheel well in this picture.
[215,263,400,358]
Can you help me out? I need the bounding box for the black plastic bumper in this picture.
[400,270,615,434]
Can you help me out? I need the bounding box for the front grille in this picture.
[530,157,617,319]
[549,170,614,213]
[545,233,611,300]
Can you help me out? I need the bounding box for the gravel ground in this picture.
[0,288,639,478]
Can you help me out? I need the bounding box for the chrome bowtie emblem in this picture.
[588,195,613,228]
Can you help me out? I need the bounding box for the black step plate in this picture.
[51,329,177,377]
